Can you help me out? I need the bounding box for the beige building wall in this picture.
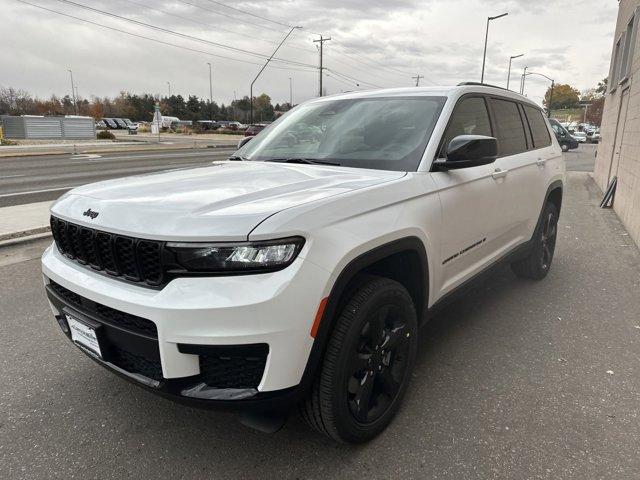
[595,0,640,247]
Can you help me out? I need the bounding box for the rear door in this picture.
[431,95,509,295]
[487,98,549,246]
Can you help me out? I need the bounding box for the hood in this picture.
[51,161,405,241]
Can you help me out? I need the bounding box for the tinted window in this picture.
[440,97,492,157]
[491,99,527,156]
[524,105,551,148]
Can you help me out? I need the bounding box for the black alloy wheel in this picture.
[301,276,418,443]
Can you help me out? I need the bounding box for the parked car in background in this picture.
[112,118,127,129]
[102,118,118,129]
[196,120,219,131]
[572,131,587,143]
[95,120,106,129]
[549,118,579,152]
[587,129,600,143]
[123,118,138,132]
[244,123,267,136]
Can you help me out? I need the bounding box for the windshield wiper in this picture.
[227,155,247,161]
[266,157,341,166]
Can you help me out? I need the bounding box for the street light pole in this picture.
[289,77,293,106]
[520,66,528,94]
[250,26,300,123]
[68,69,77,115]
[207,63,213,121]
[507,54,524,90]
[481,12,508,83]
[522,71,555,117]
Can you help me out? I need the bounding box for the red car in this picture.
[244,124,267,136]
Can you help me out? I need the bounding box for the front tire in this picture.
[511,201,559,280]
[561,142,569,152]
[301,276,418,443]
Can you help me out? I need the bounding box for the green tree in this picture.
[543,84,580,110]
[596,77,608,95]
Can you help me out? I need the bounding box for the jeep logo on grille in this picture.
[83,208,99,219]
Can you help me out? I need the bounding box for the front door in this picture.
[431,95,507,297]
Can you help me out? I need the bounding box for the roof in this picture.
[307,83,541,109]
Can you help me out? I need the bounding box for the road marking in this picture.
[99,151,231,161]
[71,154,102,160]
[0,174,25,179]
[0,186,75,198]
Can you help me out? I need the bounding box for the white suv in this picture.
[42,84,564,443]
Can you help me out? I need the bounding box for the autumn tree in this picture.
[543,84,580,110]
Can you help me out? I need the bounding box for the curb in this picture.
[0,226,51,244]
[0,142,238,158]
[0,230,52,248]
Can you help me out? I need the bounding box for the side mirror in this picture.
[237,136,254,149]
[433,135,498,171]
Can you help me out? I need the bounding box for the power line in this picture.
[14,0,317,74]
[116,0,314,54]
[326,69,385,89]
[199,0,293,29]
[52,0,316,69]
[175,0,287,34]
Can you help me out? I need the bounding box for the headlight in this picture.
[165,237,305,273]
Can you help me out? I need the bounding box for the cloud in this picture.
[1,0,618,109]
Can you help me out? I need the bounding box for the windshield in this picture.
[236,96,446,171]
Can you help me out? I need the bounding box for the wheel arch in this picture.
[545,180,563,216]
[296,237,430,398]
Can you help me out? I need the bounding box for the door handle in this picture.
[536,158,547,167]
[491,168,508,180]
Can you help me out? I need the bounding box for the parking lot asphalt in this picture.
[2,146,639,479]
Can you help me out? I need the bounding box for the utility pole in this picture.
[506,54,524,90]
[68,69,77,115]
[313,35,331,97]
[412,74,424,87]
[250,26,300,123]
[289,77,293,106]
[481,12,508,83]
[167,81,171,97]
[207,62,213,121]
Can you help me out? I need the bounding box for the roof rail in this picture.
[457,82,511,91]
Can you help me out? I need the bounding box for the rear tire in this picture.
[300,276,418,443]
[511,201,559,280]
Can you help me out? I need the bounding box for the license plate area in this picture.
[64,309,104,359]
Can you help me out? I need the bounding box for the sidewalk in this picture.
[0,200,52,242]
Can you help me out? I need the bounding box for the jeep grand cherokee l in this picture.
[42,83,564,443]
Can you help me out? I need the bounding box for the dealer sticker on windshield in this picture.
[67,315,102,358]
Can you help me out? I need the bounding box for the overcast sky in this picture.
[2,0,619,108]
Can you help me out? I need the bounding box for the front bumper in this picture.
[42,243,332,410]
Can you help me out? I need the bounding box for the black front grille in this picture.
[50,216,164,287]
[49,281,158,338]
